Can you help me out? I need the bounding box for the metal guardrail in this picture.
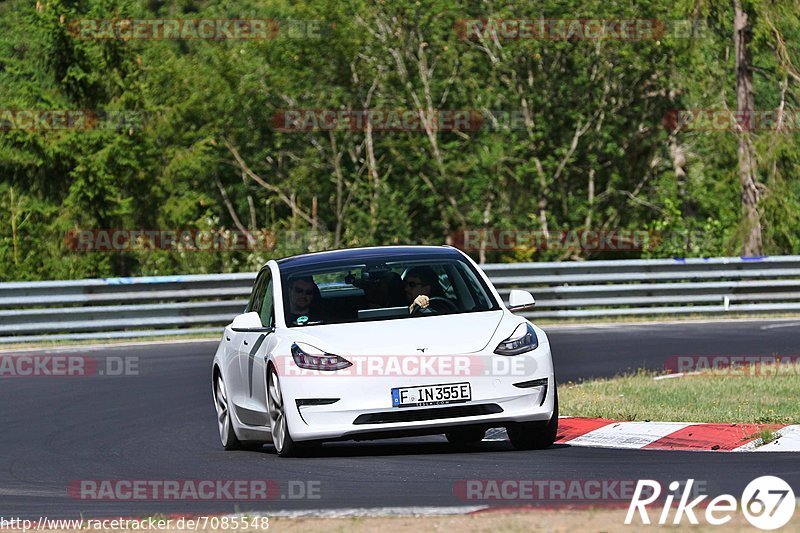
[2,256,800,343]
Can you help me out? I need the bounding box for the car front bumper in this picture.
[275,343,555,442]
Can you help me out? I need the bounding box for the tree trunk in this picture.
[9,187,19,267]
[364,119,379,241]
[734,0,762,256]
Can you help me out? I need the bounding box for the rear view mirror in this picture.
[508,290,535,311]
[231,311,272,332]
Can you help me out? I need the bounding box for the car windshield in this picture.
[281,256,499,327]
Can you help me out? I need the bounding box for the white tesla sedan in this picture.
[211,246,557,456]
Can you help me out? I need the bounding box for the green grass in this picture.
[560,366,800,424]
[758,428,778,444]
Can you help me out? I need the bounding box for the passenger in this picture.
[403,266,445,313]
[286,276,322,325]
[385,272,406,306]
[363,276,390,309]
[362,271,405,309]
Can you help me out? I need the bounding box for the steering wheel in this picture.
[425,297,459,314]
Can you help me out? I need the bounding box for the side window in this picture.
[259,279,275,327]
[433,265,456,299]
[247,270,269,313]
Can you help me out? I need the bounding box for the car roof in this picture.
[275,245,463,271]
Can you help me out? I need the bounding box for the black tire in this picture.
[445,428,486,445]
[214,374,243,451]
[507,386,559,451]
[268,368,320,457]
[275,428,301,458]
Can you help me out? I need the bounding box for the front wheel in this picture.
[507,386,558,451]
[268,368,318,457]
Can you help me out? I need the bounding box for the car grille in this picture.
[352,403,503,425]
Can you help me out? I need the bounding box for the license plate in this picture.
[391,382,471,408]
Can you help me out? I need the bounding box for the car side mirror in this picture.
[231,311,273,332]
[507,289,535,311]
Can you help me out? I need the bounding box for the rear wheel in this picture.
[445,428,486,445]
[507,386,558,451]
[214,374,242,450]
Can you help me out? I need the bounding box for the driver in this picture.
[403,266,445,314]
[287,276,322,325]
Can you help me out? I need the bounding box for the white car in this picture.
[211,245,557,456]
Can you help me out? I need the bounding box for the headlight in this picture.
[291,343,352,371]
[494,323,538,355]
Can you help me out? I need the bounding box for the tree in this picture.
[734,0,762,255]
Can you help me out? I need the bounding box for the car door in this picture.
[236,269,276,426]
[227,269,270,415]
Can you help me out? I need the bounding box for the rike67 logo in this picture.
[626,476,795,530]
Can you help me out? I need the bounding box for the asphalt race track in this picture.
[2,319,799,519]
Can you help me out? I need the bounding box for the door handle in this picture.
[243,340,249,346]
[226,336,231,342]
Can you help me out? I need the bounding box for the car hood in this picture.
[291,311,506,356]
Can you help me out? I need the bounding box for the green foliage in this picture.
[1,0,799,280]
